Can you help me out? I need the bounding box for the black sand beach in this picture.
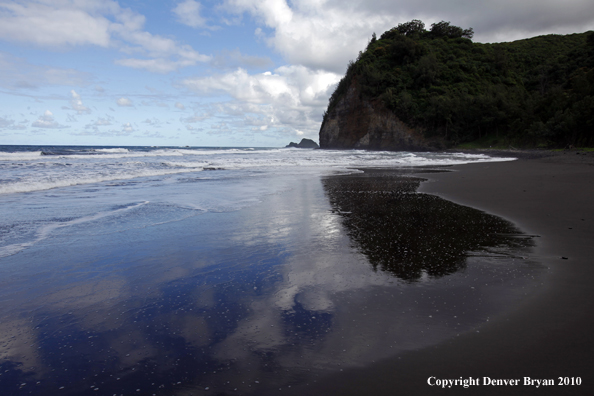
[1,150,593,396]
[285,152,594,395]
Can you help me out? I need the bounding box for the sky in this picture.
[0,0,593,147]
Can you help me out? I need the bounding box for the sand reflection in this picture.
[322,169,534,281]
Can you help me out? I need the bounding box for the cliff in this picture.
[319,20,594,149]
[319,78,437,150]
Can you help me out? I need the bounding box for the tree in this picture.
[390,35,426,64]
[396,19,426,36]
[462,27,474,39]
[430,21,473,39]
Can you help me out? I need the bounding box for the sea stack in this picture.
[285,138,320,149]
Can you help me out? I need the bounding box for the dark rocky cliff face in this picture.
[319,79,439,151]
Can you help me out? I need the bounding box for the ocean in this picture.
[0,145,540,395]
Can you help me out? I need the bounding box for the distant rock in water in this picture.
[285,138,320,149]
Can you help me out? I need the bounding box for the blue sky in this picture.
[1,0,593,147]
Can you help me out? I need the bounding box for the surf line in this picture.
[0,201,150,258]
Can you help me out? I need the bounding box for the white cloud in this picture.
[72,118,134,136]
[110,5,212,72]
[184,66,339,105]
[211,48,274,70]
[114,58,171,74]
[182,65,340,137]
[142,118,162,127]
[137,131,166,139]
[0,0,211,73]
[32,110,68,129]
[122,122,134,132]
[180,113,211,123]
[173,0,207,28]
[70,90,91,114]
[113,36,212,72]
[0,0,113,47]
[185,124,203,132]
[79,115,120,135]
[0,116,13,128]
[0,52,91,89]
[95,117,112,126]
[116,97,133,107]
[0,116,26,130]
[85,116,113,129]
[221,0,392,73]
[175,102,185,110]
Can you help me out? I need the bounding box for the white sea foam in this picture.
[0,151,43,161]
[0,167,201,195]
[94,148,130,153]
[161,161,209,168]
[0,147,516,196]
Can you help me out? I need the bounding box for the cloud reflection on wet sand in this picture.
[0,170,543,395]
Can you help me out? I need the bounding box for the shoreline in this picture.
[449,147,594,164]
[284,155,594,395]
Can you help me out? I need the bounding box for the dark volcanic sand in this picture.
[1,151,591,396]
[286,155,594,395]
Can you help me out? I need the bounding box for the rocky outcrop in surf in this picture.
[285,138,320,149]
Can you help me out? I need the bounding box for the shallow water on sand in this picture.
[0,166,542,395]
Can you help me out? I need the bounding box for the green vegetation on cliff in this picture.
[323,20,594,148]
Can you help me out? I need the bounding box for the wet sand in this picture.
[1,151,592,395]
[287,153,594,395]
[2,163,541,396]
